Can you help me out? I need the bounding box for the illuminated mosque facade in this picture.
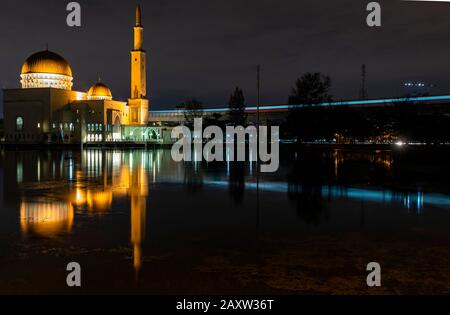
[5,4,450,146]
[3,6,153,145]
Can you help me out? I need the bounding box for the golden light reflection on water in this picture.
[72,188,87,206]
[129,163,148,273]
[333,149,394,179]
[86,189,113,212]
[17,149,394,276]
[20,201,74,238]
[131,193,146,273]
[20,150,151,275]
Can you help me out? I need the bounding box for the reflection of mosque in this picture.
[4,147,442,268]
[11,150,162,274]
[20,201,74,238]
[75,150,149,272]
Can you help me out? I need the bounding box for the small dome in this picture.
[21,50,72,77]
[87,82,113,100]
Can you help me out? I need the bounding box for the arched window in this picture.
[16,116,24,132]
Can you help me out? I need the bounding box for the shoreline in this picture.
[1,142,450,151]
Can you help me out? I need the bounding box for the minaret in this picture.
[129,4,149,124]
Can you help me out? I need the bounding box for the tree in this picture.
[228,87,247,126]
[288,72,332,105]
[287,72,333,143]
[182,98,204,127]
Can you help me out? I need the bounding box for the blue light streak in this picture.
[202,180,450,209]
[151,95,450,115]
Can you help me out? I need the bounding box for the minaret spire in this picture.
[133,5,144,51]
[136,5,142,27]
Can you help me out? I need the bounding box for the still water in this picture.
[0,147,449,294]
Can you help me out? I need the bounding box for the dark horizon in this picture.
[1,0,450,116]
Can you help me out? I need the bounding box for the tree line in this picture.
[181,72,450,144]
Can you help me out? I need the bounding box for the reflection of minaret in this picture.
[129,4,149,125]
[74,150,149,274]
[131,194,146,273]
[130,158,148,274]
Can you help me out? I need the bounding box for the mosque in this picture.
[2,5,159,145]
[4,4,450,145]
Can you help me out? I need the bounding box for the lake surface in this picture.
[0,147,449,294]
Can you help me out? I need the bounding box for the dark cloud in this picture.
[1,0,450,115]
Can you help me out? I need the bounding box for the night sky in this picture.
[1,0,450,115]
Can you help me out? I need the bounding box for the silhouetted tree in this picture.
[288,72,332,105]
[287,72,333,143]
[228,87,247,126]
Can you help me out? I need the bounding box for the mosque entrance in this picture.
[148,128,161,141]
[122,126,163,143]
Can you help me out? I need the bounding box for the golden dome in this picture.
[87,82,113,100]
[21,50,72,77]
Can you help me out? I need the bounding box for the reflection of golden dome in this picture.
[21,50,72,76]
[20,201,74,238]
[87,82,113,100]
[87,189,113,212]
